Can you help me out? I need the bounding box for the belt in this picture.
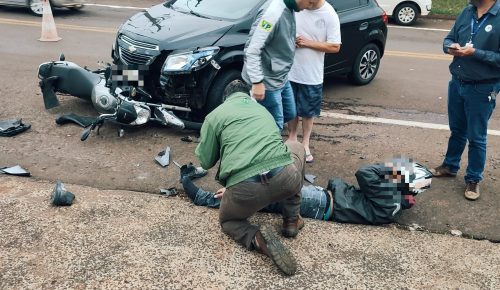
[455,77,499,85]
[245,166,285,184]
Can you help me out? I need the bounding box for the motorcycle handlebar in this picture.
[80,125,94,141]
[80,114,114,141]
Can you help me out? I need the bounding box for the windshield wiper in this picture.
[189,10,210,19]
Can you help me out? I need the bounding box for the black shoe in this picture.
[253,226,297,276]
[179,162,208,182]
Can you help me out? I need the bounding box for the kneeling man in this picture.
[195,92,306,276]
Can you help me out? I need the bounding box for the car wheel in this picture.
[205,69,249,113]
[348,43,380,86]
[29,0,44,16]
[394,3,419,26]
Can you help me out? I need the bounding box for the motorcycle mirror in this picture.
[59,53,65,61]
[80,125,93,141]
[104,66,112,84]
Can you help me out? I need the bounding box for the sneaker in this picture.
[430,165,457,177]
[465,182,480,200]
[253,226,297,276]
[179,162,208,182]
[281,216,305,238]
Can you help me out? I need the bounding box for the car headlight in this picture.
[130,105,151,125]
[162,47,219,73]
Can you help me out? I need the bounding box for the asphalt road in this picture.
[0,0,498,254]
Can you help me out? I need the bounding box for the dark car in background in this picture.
[112,0,387,121]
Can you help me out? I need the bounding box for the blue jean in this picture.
[191,185,327,220]
[258,81,296,131]
[443,78,497,183]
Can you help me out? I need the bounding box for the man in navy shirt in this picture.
[431,0,500,200]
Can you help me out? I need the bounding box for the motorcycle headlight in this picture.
[162,47,219,73]
[131,105,151,125]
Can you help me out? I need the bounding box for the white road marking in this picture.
[388,25,450,32]
[321,112,500,137]
[85,3,147,10]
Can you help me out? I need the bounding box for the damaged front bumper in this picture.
[112,38,221,115]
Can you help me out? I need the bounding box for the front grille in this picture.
[119,34,159,51]
[117,34,160,65]
[119,47,155,65]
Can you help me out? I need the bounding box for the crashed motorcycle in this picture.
[37,54,199,141]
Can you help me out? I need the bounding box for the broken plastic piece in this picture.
[181,136,193,143]
[155,146,171,167]
[304,174,316,184]
[56,113,95,128]
[50,181,75,206]
[0,165,31,177]
[0,118,31,137]
[160,187,178,197]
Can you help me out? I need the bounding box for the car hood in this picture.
[120,4,234,50]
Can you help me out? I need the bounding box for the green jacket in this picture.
[195,92,293,187]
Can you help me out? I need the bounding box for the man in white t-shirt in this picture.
[287,0,341,163]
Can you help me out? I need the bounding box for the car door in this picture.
[324,0,372,75]
[2,0,24,5]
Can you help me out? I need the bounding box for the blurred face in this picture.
[295,0,321,11]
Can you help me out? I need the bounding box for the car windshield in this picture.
[167,0,263,20]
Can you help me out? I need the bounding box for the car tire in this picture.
[205,69,249,113]
[348,43,381,86]
[394,3,419,26]
[28,0,44,16]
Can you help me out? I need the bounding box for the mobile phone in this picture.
[446,45,459,50]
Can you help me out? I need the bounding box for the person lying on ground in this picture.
[181,158,432,225]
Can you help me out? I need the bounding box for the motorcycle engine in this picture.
[91,79,118,114]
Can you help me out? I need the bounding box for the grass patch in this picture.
[431,0,469,16]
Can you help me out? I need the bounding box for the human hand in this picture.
[448,44,475,57]
[446,43,461,56]
[214,187,226,199]
[456,46,475,57]
[251,83,265,101]
[296,35,312,48]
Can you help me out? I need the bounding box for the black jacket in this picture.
[328,164,407,225]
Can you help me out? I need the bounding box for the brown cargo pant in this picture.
[219,141,305,250]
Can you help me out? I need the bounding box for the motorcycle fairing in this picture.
[0,118,31,137]
[0,165,31,177]
[38,61,102,109]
